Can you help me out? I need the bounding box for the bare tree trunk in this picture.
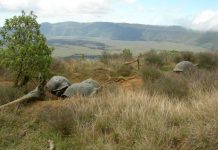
[14,64,23,87]
[19,75,30,87]
[137,56,140,70]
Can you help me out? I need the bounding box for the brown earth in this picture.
[0,80,13,87]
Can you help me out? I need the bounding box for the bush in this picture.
[159,51,172,65]
[122,49,133,61]
[144,50,164,67]
[146,75,190,99]
[173,51,196,63]
[181,51,196,62]
[160,65,174,71]
[117,64,134,77]
[141,66,163,83]
[197,52,218,70]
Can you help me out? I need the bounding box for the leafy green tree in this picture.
[0,11,53,87]
[122,48,133,61]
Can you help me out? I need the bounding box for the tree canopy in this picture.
[0,11,53,86]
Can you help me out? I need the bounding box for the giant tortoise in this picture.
[46,76,71,97]
[173,61,197,73]
[62,78,101,98]
[0,77,101,109]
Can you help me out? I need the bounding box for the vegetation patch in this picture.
[141,65,163,83]
[0,85,24,105]
[39,105,77,136]
[144,50,164,67]
[197,52,218,70]
[146,75,190,99]
[117,64,135,77]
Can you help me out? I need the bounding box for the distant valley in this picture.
[40,22,218,58]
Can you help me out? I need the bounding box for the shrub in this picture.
[122,49,133,61]
[144,50,164,67]
[181,51,196,62]
[197,52,218,70]
[146,75,190,99]
[141,66,163,83]
[160,65,174,71]
[117,64,134,77]
[168,50,180,63]
[159,51,172,65]
[172,51,196,63]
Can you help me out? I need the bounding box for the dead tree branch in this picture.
[124,56,140,70]
[48,140,55,150]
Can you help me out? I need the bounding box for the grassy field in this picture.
[0,51,218,149]
[1,88,217,149]
[50,37,207,58]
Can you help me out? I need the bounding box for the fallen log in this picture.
[0,86,44,110]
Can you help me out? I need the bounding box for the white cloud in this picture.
[122,0,137,4]
[0,0,136,15]
[0,0,36,11]
[0,0,138,24]
[192,10,218,31]
[38,0,111,16]
[0,0,112,14]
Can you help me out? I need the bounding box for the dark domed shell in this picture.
[46,76,71,92]
[62,79,100,98]
[173,61,195,72]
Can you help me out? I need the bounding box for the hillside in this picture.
[1,52,218,149]
[41,22,218,51]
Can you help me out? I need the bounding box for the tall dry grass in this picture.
[1,51,218,149]
[39,88,218,149]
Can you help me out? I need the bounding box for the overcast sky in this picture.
[0,0,218,31]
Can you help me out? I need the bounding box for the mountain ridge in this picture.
[38,21,218,51]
